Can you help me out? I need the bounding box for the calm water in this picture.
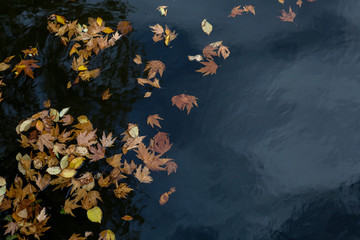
[1,0,360,239]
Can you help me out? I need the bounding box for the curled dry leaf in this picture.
[188,55,203,62]
[159,187,176,205]
[133,54,142,65]
[102,88,112,100]
[121,215,133,221]
[157,6,168,16]
[117,21,133,35]
[144,92,152,98]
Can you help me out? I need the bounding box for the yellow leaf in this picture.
[99,230,115,240]
[97,17,103,26]
[77,115,88,123]
[46,166,61,175]
[201,19,213,35]
[60,169,77,178]
[102,27,114,34]
[78,65,88,71]
[87,206,102,223]
[279,0,284,3]
[68,157,85,169]
[56,15,66,25]
[164,35,170,46]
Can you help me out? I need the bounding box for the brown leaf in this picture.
[134,165,153,183]
[202,44,218,60]
[278,7,296,22]
[100,131,116,148]
[144,60,165,79]
[297,0,303,7]
[117,21,133,35]
[102,88,112,100]
[218,45,230,60]
[89,143,105,162]
[106,154,122,168]
[133,55,142,65]
[228,6,244,17]
[243,5,256,15]
[153,132,172,155]
[77,130,97,147]
[165,161,178,175]
[64,199,80,217]
[121,215,133,221]
[144,92,152,98]
[12,59,40,79]
[113,183,133,199]
[159,187,176,205]
[149,24,164,35]
[171,94,198,114]
[4,221,19,235]
[196,60,218,76]
[147,114,163,128]
[37,133,55,152]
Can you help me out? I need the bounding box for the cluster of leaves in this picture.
[149,24,177,46]
[0,47,41,103]
[47,14,132,86]
[0,105,177,239]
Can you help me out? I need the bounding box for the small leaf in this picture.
[121,215,133,221]
[59,107,70,117]
[201,19,213,35]
[87,206,102,223]
[46,166,61,175]
[99,230,115,240]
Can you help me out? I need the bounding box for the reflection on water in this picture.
[2,0,360,239]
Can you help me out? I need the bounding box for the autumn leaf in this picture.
[297,0,303,7]
[64,199,80,217]
[121,215,133,221]
[147,114,163,128]
[153,132,172,155]
[37,133,55,152]
[218,45,230,60]
[134,165,153,183]
[133,55,142,65]
[196,60,218,76]
[149,24,164,35]
[165,161,178,175]
[22,47,38,57]
[156,6,168,16]
[278,6,296,22]
[12,59,40,79]
[99,230,116,240]
[144,60,165,79]
[100,131,116,148]
[228,6,244,17]
[159,187,176,205]
[87,206,102,223]
[117,21,133,35]
[89,143,105,162]
[243,5,256,15]
[113,183,133,199]
[144,92,152,98]
[201,19,213,35]
[77,130,97,147]
[202,44,218,60]
[171,94,198,114]
[102,88,112,100]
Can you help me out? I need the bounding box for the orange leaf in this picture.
[147,114,163,128]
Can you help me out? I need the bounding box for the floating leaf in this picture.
[121,215,133,221]
[201,19,213,35]
[99,230,115,240]
[87,206,102,223]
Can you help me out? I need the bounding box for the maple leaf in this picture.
[121,160,137,175]
[113,183,133,199]
[12,59,40,79]
[147,114,163,128]
[78,68,101,82]
[136,142,166,171]
[102,88,112,100]
[202,44,218,60]
[171,94,198,114]
[81,190,102,210]
[149,24,164,35]
[278,7,296,22]
[165,161,178,175]
[64,199,80,217]
[117,21,133,35]
[134,165,153,183]
[106,154,122,168]
[22,47,38,57]
[153,132,172,155]
[36,133,55,152]
[34,173,51,191]
[89,143,105,162]
[228,6,244,17]
[4,221,19,235]
[100,131,116,148]
[144,60,165,79]
[196,60,218,76]
[77,130,97,147]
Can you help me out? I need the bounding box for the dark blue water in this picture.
[2,0,360,239]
